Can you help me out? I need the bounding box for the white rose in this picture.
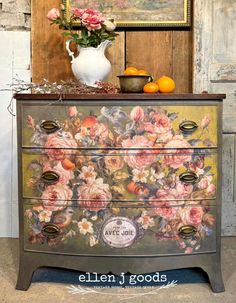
[104,19,116,31]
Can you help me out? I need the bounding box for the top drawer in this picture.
[21,103,218,149]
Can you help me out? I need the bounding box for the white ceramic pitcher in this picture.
[66,40,112,87]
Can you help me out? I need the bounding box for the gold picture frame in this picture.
[62,0,191,28]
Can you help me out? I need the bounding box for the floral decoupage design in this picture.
[24,105,217,254]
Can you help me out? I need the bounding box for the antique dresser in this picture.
[15,93,225,292]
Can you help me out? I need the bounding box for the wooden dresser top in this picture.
[15,93,226,101]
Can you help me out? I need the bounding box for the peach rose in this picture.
[163,135,193,169]
[47,8,60,21]
[130,106,144,122]
[44,132,77,160]
[67,106,78,118]
[42,184,73,211]
[105,151,124,172]
[180,206,204,226]
[90,122,109,144]
[78,178,112,211]
[122,135,157,169]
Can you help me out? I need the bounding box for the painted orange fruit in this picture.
[143,82,159,93]
[127,181,138,193]
[62,158,75,170]
[156,76,175,93]
[81,115,97,128]
[124,67,139,75]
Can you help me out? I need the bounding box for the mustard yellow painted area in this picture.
[167,105,218,147]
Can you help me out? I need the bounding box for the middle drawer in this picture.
[22,149,217,203]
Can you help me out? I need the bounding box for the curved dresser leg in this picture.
[16,257,37,291]
[203,265,225,293]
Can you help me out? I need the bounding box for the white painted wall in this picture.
[0,31,30,237]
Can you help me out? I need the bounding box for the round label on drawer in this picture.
[101,217,137,248]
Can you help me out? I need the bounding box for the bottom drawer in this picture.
[23,200,216,256]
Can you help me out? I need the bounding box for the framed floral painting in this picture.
[63,0,191,27]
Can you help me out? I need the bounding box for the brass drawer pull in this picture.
[179,225,197,239]
[40,120,60,134]
[179,171,198,184]
[41,171,60,185]
[42,224,60,237]
[179,120,198,134]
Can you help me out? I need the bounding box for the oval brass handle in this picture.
[42,224,60,237]
[179,225,197,239]
[41,171,60,185]
[40,120,60,134]
[179,171,198,184]
[179,120,198,134]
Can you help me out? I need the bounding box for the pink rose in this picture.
[47,8,60,21]
[185,247,193,254]
[122,136,157,169]
[176,181,193,198]
[81,9,105,31]
[143,122,155,133]
[44,132,77,160]
[27,115,35,129]
[130,106,144,122]
[144,112,172,134]
[67,106,78,118]
[78,178,112,211]
[180,206,204,226]
[42,184,73,211]
[198,176,212,190]
[155,189,177,201]
[163,136,193,169]
[149,198,180,220]
[207,184,216,196]
[90,122,109,144]
[71,8,85,18]
[158,131,173,143]
[201,114,211,129]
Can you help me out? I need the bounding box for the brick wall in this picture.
[0,0,31,30]
[0,1,31,237]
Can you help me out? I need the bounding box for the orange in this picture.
[143,82,159,93]
[62,158,75,170]
[137,69,149,76]
[156,76,175,93]
[124,67,139,75]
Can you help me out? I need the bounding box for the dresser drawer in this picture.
[21,103,218,149]
[22,149,217,202]
[23,201,216,256]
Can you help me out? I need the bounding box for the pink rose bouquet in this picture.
[47,6,118,48]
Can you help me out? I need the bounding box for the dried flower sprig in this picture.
[1,78,119,116]
[1,78,120,95]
